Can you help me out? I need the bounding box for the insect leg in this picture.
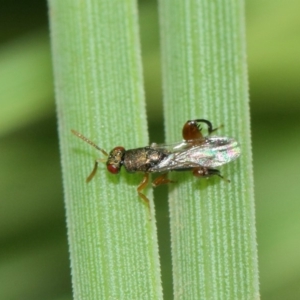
[193,119,223,135]
[192,167,230,182]
[152,173,176,187]
[86,158,104,182]
[182,120,204,140]
[182,119,221,140]
[137,173,150,208]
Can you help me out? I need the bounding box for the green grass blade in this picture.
[48,0,162,299]
[0,30,53,136]
[159,0,259,299]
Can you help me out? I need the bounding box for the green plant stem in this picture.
[159,0,259,299]
[48,0,162,299]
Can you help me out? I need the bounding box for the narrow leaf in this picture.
[0,30,52,136]
[48,0,162,299]
[159,0,259,299]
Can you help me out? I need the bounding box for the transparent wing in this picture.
[149,136,241,172]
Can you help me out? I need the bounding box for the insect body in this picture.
[72,119,240,207]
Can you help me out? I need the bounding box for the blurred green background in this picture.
[0,0,299,299]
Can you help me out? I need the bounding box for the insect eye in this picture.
[107,164,120,174]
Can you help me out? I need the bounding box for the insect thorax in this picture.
[123,147,168,173]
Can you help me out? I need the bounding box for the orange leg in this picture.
[137,173,150,208]
[182,120,204,140]
[192,167,230,182]
[152,173,176,187]
[182,119,222,141]
[86,160,99,182]
[86,158,105,182]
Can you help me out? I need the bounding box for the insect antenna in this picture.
[71,129,109,156]
[71,130,108,182]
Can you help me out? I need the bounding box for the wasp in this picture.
[72,119,241,207]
